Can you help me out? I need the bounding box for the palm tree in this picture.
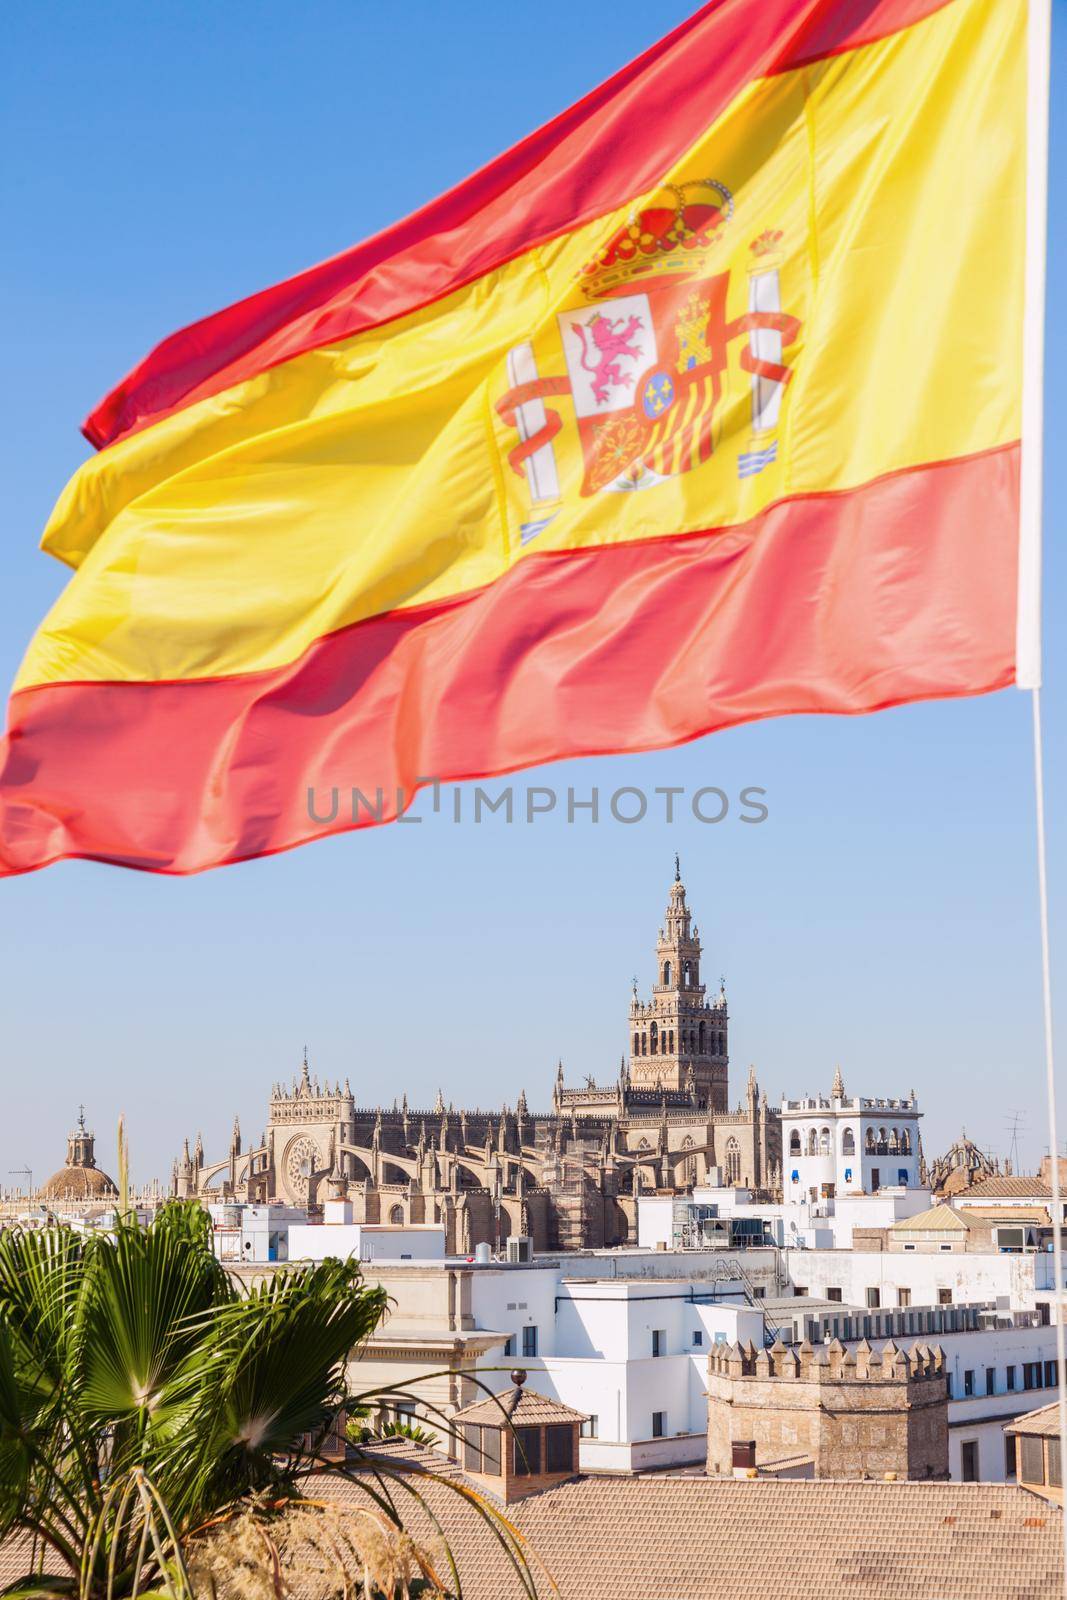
[0,1204,537,1600]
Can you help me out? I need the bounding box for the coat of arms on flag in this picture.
[496,181,801,533]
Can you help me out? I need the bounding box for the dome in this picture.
[39,1164,118,1202]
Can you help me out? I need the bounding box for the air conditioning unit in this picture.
[507,1235,533,1264]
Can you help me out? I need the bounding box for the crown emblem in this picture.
[750,228,784,260]
[579,179,734,299]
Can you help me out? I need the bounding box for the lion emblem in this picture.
[571,311,645,405]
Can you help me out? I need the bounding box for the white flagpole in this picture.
[1033,690,1067,1598]
[1019,1,1064,1587]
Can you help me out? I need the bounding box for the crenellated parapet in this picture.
[706,1335,949,1481]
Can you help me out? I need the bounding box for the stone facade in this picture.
[706,1336,949,1481]
[172,866,782,1251]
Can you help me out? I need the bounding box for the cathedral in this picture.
[172,865,781,1251]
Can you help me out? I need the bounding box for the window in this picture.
[1007,1365,1017,1392]
[663,960,672,985]
[503,1337,514,1358]
[903,1243,916,1252]
[522,1325,538,1358]
[986,1368,996,1396]
[1046,1360,1058,1388]
[819,1127,831,1154]
[1020,1435,1044,1485]
[725,1139,741,1185]
[793,1285,808,1297]
[651,1411,667,1439]
[896,1288,911,1308]
[650,1022,658,1054]
[1050,1439,1062,1489]
[652,1329,666,1358]
[1023,1362,1043,1391]
[463,1424,500,1475]
[389,1204,404,1225]
[545,1425,574,1473]
[842,1127,856,1157]
[513,1426,541,1476]
[871,1168,881,1191]
[1005,1435,1017,1478]
[960,1441,979,1482]
[939,1243,952,1253]
[580,1415,598,1438]
[826,1287,842,1303]
[937,1289,952,1306]
[963,1370,975,1397]
[866,1288,880,1309]
[789,1130,802,1156]
[692,1329,704,1346]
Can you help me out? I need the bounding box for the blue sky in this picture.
[1,1,1064,1189]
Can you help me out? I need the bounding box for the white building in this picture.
[638,1184,931,1252]
[207,1199,445,1264]
[309,1244,1067,1482]
[780,1068,921,1198]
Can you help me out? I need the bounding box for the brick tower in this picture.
[628,859,728,1112]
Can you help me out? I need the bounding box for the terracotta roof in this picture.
[891,1204,971,1233]
[38,1165,117,1201]
[454,1382,588,1427]
[962,1176,1053,1200]
[1007,1403,1062,1439]
[7,1464,1063,1600]
[320,1461,1064,1599]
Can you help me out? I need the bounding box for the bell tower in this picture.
[628,859,729,1112]
[66,1106,97,1170]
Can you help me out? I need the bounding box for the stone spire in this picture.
[832,1064,845,1100]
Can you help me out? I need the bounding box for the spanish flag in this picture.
[0,0,1044,874]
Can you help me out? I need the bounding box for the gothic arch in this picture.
[724,1138,741,1184]
[807,1128,818,1156]
[841,1127,856,1157]
[389,1203,404,1225]
[663,960,672,985]
[789,1129,802,1156]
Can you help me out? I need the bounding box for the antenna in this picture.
[1004,1109,1028,1173]
[8,1166,31,1195]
